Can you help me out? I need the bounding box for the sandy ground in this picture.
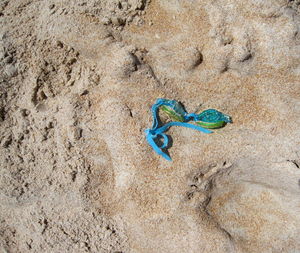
[1,0,300,252]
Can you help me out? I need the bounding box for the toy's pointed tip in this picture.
[163,155,172,161]
[165,157,172,161]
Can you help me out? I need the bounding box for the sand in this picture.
[1,0,300,252]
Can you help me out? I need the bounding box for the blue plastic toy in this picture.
[145,98,232,161]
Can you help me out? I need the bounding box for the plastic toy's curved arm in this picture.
[145,129,171,161]
[145,122,212,161]
[151,100,163,130]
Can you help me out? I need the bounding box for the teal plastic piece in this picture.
[159,99,186,122]
[195,109,232,129]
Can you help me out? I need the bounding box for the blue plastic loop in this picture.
[145,129,171,161]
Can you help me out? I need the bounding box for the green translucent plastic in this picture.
[161,105,185,122]
[196,120,225,129]
[195,109,231,129]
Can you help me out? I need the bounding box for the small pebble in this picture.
[68,58,77,65]
[126,16,133,23]
[101,17,111,25]
[134,17,144,26]
[71,127,82,141]
[56,41,63,48]
[112,17,125,26]
[4,56,13,64]
[121,2,128,10]
[49,4,55,9]
[111,16,120,26]
[80,89,89,96]
[20,109,30,117]
[5,65,17,77]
